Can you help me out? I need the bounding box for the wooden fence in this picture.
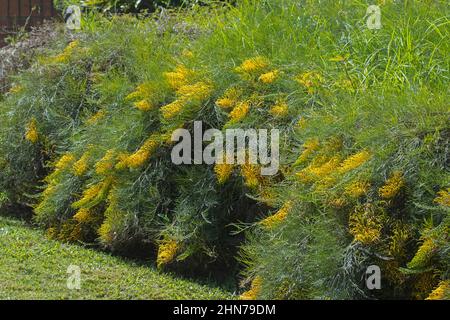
[0,0,55,46]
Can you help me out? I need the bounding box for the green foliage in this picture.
[0,0,448,299]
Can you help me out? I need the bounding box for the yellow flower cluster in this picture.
[235,56,269,75]
[160,99,185,120]
[55,153,76,170]
[25,118,39,143]
[95,149,116,175]
[296,156,340,183]
[344,180,370,198]
[157,238,179,268]
[434,188,450,207]
[73,151,91,177]
[259,70,279,84]
[133,100,152,111]
[126,82,153,101]
[240,276,263,300]
[269,100,288,117]
[50,40,79,64]
[126,82,157,111]
[216,87,242,109]
[214,163,234,184]
[241,163,260,189]
[72,178,112,209]
[9,84,23,94]
[228,101,250,124]
[125,137,159,169]
[260,201,293,229]
[73,207,94,223]
[349,205,383,244]
[176,81,213,101]
[338,150,370,174]
[426,281,450,300]
[388,222,411,257]
[164,65,194,89]
[98,188,124,243]
[295,71,324,94]
[379,171,404,199]
[294,138,320,165]
[407,238,436,270]
[86,109,106,125]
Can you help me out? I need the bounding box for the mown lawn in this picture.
[0,217,234,300]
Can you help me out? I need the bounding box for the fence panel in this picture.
[0,0,55,46]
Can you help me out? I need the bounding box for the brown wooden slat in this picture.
[0,0,55,47]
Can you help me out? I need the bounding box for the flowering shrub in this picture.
[0,0,448,299]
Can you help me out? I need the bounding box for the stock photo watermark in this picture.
[67,265,81,290]
[366,265,381,290]
[170,121,280,176]
[366,5,382,30]
[65,5,81,30]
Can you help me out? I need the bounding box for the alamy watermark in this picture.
[171,121,280,176]
[366,265,381,290]
[65,5,81,30]
[67,265,81,290]
[366,5,382,30]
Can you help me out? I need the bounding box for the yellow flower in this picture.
[407,238,437,270]
[176,81,213,101]
[235,56,269,74]
[164,65,194,90]
[294,138,319,165]
[73,151,91,177]
[115,152,130,170]
[95,149,116,175]
[260,201,292,229]
[55,153,76,170]
[49,40,79,64]
[426,281,450,300]
[241,163,260,189]
[344,180,370,198]
[73,207,94,223]
[126,82,154,101]
[269,100,288,117]
[296,156,340,183]
[434,188,450,207]
[160,99,185,120]
[228,101,250,123]
[126,136,159,169]
[157,238,179,268]
[133,100,153,111]
[9,84,23,94]
[72,178,112,209]
[25,118,39,143]
[86,109,106,125]
[329,197,347,208]
[214,163,234,184]
[379,171,404,199]
[295,71,324,94]
[240,276,263,300]
[349,205,384,244]
[259,70,279,84]
[338,150,370,174]
[388,222,411,257]
[216,87,242,109]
